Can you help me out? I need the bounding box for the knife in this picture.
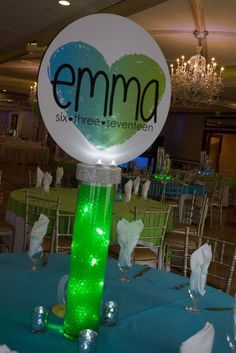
[133,266,151,279]
[175,282,188,289]
[205,307,233,311]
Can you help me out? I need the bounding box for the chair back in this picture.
[180,192,196,225]
[148,180,160,200]
[180,192,207,225]
[62,167,78,187]
[208,177,226,228]
[205,177,217,195]
[54,212,74,253]
[24,191,61,252]
[186,230,236,294]
[212,177,225,204]
[28,169,36,188]
[133,206,171,267]
[161,180,184,202]
[191,194,208,236]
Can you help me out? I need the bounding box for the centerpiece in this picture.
[37,13,171,340]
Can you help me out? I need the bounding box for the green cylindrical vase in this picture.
[63,164,121,340]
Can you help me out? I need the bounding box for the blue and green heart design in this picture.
[48,41,166,150]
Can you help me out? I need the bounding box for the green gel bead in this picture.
[63,183,113,339]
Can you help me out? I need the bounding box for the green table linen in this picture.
[7,188,173,243]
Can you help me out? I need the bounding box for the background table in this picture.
[0,138,48,165]
[121,175,205,199]
[0,253,233,353]
[6,188,173,251]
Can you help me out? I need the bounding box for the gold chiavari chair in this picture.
[163,194,209,276]
[208,177,226,228]
[182,227,236,294]
[28,168,37,188]
[24,191,61,252]
[109,206,171,269]
[53,212,74,253]
[161,180,185,222]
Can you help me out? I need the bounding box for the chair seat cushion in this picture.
[164,232,198,249]
[109,243,157,261]
[172,223,197,234]
[133,247,157,261]
[163,199,179,208]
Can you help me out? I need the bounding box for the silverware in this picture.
[175,282,188,289]
[205,307,233,311]
[133,266,151,279]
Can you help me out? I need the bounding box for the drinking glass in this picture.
[51,274,68,318]
[29,251,43,272]
[117,254,133,283]
[123,194,131,203]
[226,309,236,352]
[185,287,205,313]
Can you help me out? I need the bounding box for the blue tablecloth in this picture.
[0,253,233,353]
[121,176,205,200]
[148,181,205,200]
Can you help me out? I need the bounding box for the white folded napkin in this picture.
[35,166,44,187]
[55,166,64,186]
[124,180,133,202]
[28,213,49,258]
[141,179,151,199]
[42,171,52,193]
[180,322,215,353]
[0,345,19,353]
[190,243,212,296]
[133,176,141,195]
[117,218,144,267]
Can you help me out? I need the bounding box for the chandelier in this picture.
[170,30,224,105]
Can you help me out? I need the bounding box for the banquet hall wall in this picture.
[160,112,204,163]
[1,108,236,177]
[160,112,236,176]
[0,110,37,140]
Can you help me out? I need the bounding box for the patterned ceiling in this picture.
[0,0,235,111]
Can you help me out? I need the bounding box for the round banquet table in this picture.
[121,175,206,199]
[0,138,49,165]
[6,188,173,252]
[0,253,233,353]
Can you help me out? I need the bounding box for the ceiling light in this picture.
[170,30,224,105]
[58,0,71,6]
[2,89,7,92]
[29,82,37,107]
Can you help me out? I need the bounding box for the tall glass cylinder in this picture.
[155,147,165,174]
[63,164,121,340]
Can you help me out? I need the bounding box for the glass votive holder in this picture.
[78,329,98,353]
[101,301,119,326]
[31,306,49,333]
[124,194,131,203]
